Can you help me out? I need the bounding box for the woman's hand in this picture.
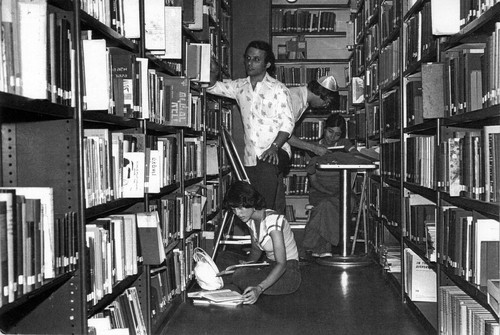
[242,286,263,304]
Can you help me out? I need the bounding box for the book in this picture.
[479,241,499,288]
[82,39,110,111]
[216,261,269,276]
[163,6,182,59]
[136,211,166,265]
[162,76,191,127]
[431,0,460,35]
[108,47,137,118]
[188,288,243,303]
[187,0,203,30]
[473,218,499,286]
[122,0,140,39]
[404,248,437,302]
[144,0,165,51]
[18,0,47,99]
[483,125,500,202]
[0,187,55,282]
[122,152,145,198]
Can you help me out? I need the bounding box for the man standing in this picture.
[207,40,294,213]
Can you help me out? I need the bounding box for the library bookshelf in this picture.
[0,0,233,334]
[352,0,500,333]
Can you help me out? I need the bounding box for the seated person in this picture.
[301,113,357,258]
[216,180,301,304]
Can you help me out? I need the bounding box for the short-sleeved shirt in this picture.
[289,86,309,122]
[207,73,295,166]
[246,210,299,261]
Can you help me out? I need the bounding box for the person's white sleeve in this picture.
[206,80,237,99]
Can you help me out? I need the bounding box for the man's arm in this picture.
[288,135,328,156]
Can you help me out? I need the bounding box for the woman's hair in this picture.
[223,180,267,210]
[324,113,347,138]
[244,40,276,77]
[308,80,340,109]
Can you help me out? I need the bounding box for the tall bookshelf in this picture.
[0,0,232,334]
[352,0,500,333]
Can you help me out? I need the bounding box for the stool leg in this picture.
[212,211,234,259]
[351,172,368,255]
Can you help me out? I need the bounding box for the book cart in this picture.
[351,0,500,333]
[0,0,234,334]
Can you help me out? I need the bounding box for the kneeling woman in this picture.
[219,181,301,304]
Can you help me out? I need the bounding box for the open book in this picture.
[188,289,244,305]
[327,145,345,151]
[216,261,269,276]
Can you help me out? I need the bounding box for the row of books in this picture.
[380,141,402,180]
[364,103,380,138]
[404,2,434,69]
[406,135,436,189]
[0,187,79,307]
[283,173,309,196]
[381,88,400,133]
[459,0,500,28]
[438,126,500,202]
[89,287,147,335]
[289,151,309,169]
[183,137,204,180]
[80,0,142,39]
[439,207,499,288]
[380,0,400,42]
[440,285,499,334]
[276,66,332,87]
[271,9,338,34]
[443,34,500,116]
[403,194,436,245]
[363,24,378,64]
[83,129,180,207]
[83,39,205,128]
[85,213,139,305]
[293,119,324,141]
[380,186,401,227]
[284,204,298,223]
[0,1,58,100]
[146,1,208,60]
[378,36,401,88]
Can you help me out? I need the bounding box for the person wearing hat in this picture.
[273,75,342,214]
[287,75,341,156]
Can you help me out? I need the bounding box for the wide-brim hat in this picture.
[317,76,338,92]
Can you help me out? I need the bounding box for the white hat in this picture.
[317,76,338,92]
